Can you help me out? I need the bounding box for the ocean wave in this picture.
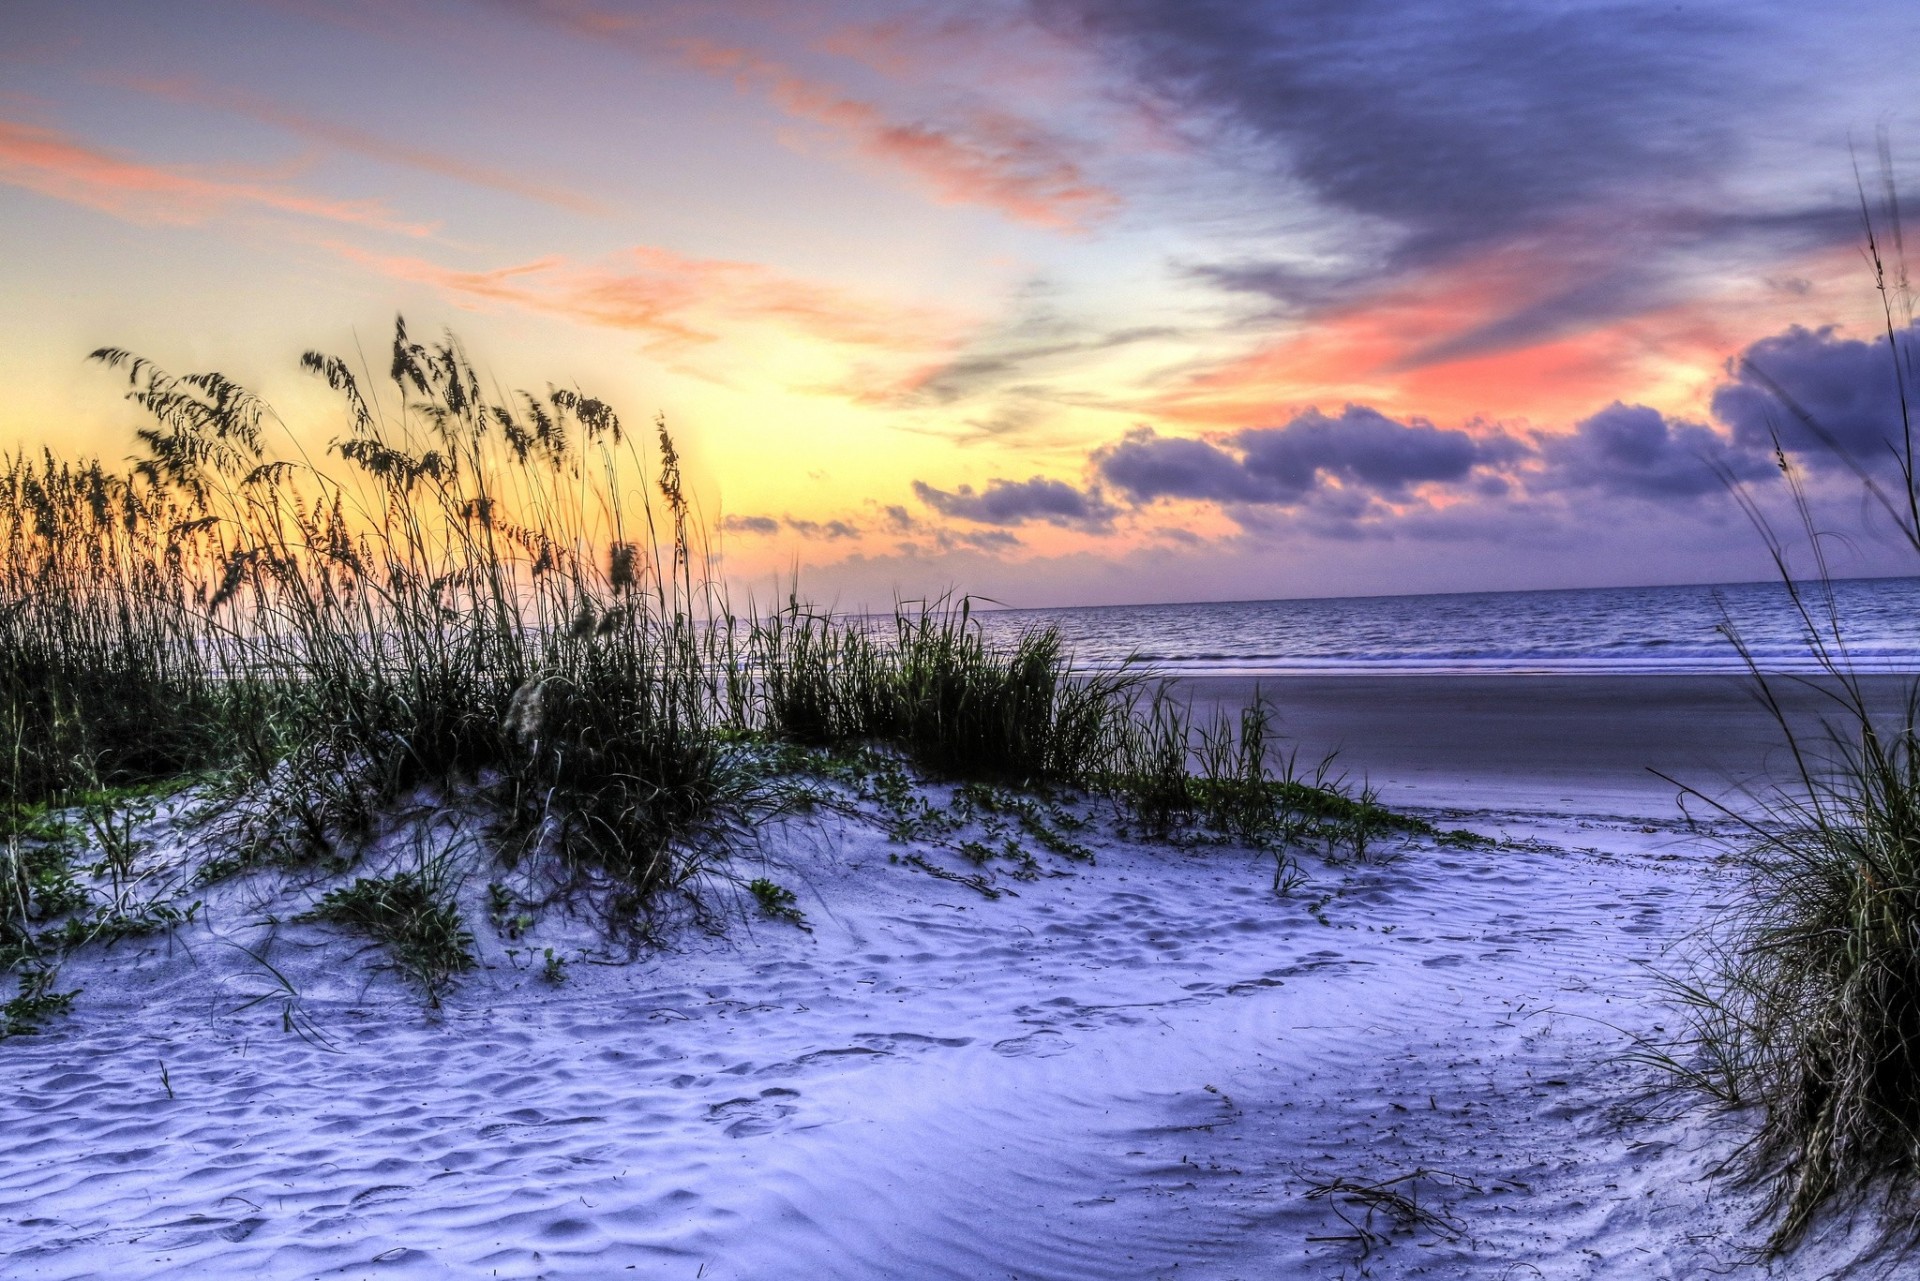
[980,576,1920,677]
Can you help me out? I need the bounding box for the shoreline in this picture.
[1172,671,1918,818]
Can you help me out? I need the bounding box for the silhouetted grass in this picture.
[0,452,230,806]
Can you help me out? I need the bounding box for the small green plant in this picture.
[1272,851,1307,895]
[0,965,78,1038]
[48,898,198,952]
[301,861,474,1004]
[540,947,567,985]
[747,877,807,928]
[2,834,87,934]
[486,881,536,939]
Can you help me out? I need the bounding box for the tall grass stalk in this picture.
[1673,154,1920,1252]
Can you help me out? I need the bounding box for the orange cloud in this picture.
[111,76,604,215]
[339,242,964,355]
[1152,239,1869,432]
[0,116,432,234]
[681,39,1119,232]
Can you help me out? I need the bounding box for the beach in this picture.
[1180,672,1918,817]
[2,673,1897,1279]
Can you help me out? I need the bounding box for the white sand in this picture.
[0,780,1889,1278]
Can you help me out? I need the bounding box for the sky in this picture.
[3,0,1919,609]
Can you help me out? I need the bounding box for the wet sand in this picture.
[1175,672,1920,817]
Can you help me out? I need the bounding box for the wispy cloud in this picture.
[0,116,433,234]
[682,39,1118,231]
[721,512,861,540]
[339,241,963,355]
[477,2,1119,229]
[110,75,604,215]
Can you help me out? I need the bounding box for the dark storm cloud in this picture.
[1038,1,1865,358]
[1538,402,1772,498]
[1096,406,1512,505]
[1712,321,1920,469]
[911,476,1119,529]
[1036,0,1746,266]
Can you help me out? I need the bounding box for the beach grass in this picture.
[1663,172,1920,1252]
[300,858,475,1005]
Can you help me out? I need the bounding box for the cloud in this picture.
[679,39,1120,231]
[113,75,604,214]
[786,516,860,540]
[1038,0,1746,267]
[1711,321,1920,470]
[746,311,1906,574]
[1096,428,1267,504]
[911,475,1117,529]
[1097,405,1512,505]
[904,319,1177,408]
[1043,1,1865,364]
[1538,402,1773,498]
[720,513,862,540]
[338,243,960,353]
[0,117,432,234]
[481,5,1120,229]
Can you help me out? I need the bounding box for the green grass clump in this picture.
[1667,688,1920,1250]
[1660,174,1920,1254]
[0,965,77,1038]
[754,596,1137,789]
[1117,693,1423,859]
[747,877,806,927]
[301,864,474,1003]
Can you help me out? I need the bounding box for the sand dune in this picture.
[2,763,1880,1278]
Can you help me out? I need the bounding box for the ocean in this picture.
[973,576,1920,676]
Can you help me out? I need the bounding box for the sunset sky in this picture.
[4,0,1918,608]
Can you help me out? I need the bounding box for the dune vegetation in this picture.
[1660,191,1920,1254]
[0,320,1418,1020]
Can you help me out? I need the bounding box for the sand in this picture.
[1177,672,1919,817]
[3,678,1908,1278]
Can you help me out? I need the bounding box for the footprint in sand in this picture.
[708,1087,801,1137]
[991,1029,1073,1058]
